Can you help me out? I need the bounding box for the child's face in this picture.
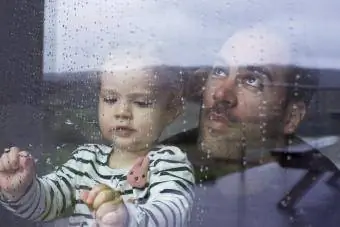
[98,70,172,151]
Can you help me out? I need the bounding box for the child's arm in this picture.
[0,145,85,222]
[125,146,195,227]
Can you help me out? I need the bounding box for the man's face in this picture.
[199,27,295,160]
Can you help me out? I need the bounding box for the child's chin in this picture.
[112,138,152,152]
[112,138,136,149]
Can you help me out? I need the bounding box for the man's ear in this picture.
[283,101,306,134]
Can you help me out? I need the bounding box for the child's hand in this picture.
[81,184,128,227]
[0,147,36,200]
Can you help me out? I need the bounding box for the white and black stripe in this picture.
[0,144,195,227]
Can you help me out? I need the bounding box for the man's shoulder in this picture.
[217,162,281,181]
[160,128,199,146]
[201,163,282,195]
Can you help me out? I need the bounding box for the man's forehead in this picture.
[218,27,292,66]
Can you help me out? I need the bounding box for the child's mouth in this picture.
[112,126,136,137]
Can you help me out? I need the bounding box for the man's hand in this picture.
[0,147,36,200]
[81,184,128,227]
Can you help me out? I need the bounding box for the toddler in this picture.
[0,53,195,227]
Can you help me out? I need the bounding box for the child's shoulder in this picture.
[148,145,189,162]
[147,145,194,180]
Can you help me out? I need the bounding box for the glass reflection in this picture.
[198,25,318,165]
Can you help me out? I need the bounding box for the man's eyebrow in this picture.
[245,65,273,82]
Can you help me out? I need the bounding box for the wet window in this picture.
[1,0,340,227]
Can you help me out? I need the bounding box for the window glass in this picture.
[1,0,340,226]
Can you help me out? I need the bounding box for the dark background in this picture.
[0,1,43,226]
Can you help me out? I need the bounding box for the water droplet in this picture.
[46,157,52,165]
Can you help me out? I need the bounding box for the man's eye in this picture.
[103,97,117,104]
[211,67,228,78]
[242,75,263,89]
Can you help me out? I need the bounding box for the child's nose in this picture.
[114,102,132,120]
[114,111,132,120]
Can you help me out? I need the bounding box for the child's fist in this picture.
[81,184,128,227]
[0,147,36,200]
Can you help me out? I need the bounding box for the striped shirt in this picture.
[0,144,195,227]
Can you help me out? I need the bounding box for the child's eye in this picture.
[134,100,154,107]
[103,97,117,104]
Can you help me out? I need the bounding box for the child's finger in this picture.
[18,150,31,158]
[87,184,111,206]
[8,148,19,170]
[92,189,120,210]
[0,158,4,172]
[0,153,11,171]
[0,152,7,172]
[80,190,90,203]
[18,151,34,170]
[101,213,122,227]
[95,200,119,220]
[96,201,126,225]
[99,212,122,227]
[9,147,20,153]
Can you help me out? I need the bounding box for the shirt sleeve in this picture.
[125,146,195,227]
[0,145,86,222]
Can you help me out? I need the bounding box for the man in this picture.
[163,25,340,227]
[167,25,317,178]
[196,25,317,173]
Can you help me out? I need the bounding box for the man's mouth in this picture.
[204,104,243,133]
[205,111,231,131]
[208,111,229,123]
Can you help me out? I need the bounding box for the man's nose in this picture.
[114,100,132,120]
[212,78,238,108]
